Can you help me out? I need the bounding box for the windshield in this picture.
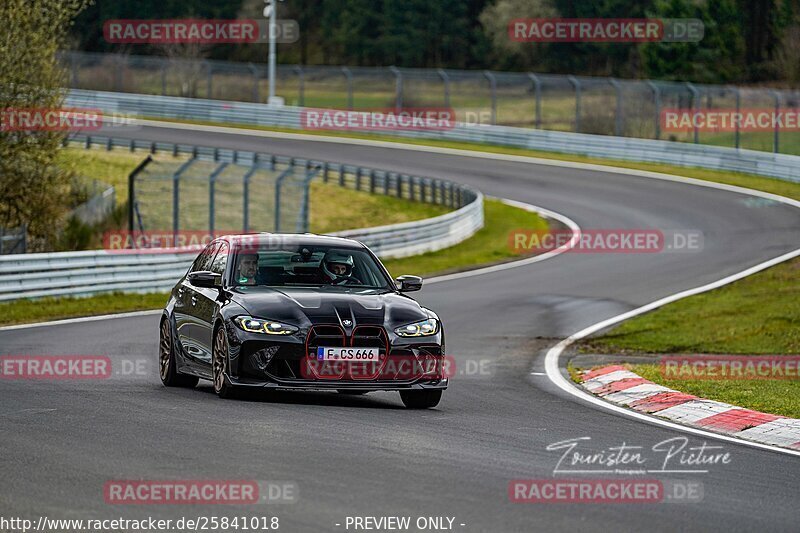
[230,245,393,290]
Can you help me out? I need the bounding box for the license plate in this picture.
[316,347,380,361]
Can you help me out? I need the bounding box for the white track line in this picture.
[0,310,162,332]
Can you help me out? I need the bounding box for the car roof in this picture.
[220,233,366,250]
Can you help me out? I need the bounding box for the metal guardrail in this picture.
[0,191,482,302]
[67,89,800,183]
[63,51,800,155]
[0,136,482,301]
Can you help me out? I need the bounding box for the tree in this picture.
[0,0,91,249]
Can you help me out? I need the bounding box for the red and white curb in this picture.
[581,365,800,450]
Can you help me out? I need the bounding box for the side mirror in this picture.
[395,275,423,292]
[188,271,222,289]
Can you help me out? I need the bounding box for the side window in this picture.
[192,242,218,272]
[210,242,229,275]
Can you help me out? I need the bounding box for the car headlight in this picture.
[395,318,439,337]
[235,316,298,335]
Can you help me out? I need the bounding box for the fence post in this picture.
[438,68,450,108]
[395,173,402,198]
[208,163,228,236]
[70,53,78,87]
[646,81,661,140]
[274,167,294,232]
[686,82,700,144]
[609,78,623,137]
[161,63,167,95]
[127,155,153,237]
[294,65,305,106]
[341,67,353,109]
[568,75,581,133]
[0,226,4,255]
[769,90,781,153]
[21,224,27,254]
[484,70,497,125]
[249,63,259,103]
[731,86,741,149]
[205,60,213,98]
[527,73,542,128]
[389,66,403,111]
[242,166,258,233]
[113,55,122,92]
[172,158,196,244]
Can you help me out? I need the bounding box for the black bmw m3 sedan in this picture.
[159,233,446,408]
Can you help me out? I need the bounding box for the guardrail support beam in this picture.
[127,155,153,239]
[568,76,581,133]
[527,73,542,129]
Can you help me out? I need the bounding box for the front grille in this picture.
[301,324,389,381]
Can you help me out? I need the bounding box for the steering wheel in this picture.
[332,274,362,286]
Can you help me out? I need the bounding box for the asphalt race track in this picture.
[2,124,799,532]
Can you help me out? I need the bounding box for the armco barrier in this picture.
[0,189,481,302]
[0,134,483,301]
[67,89,799,183]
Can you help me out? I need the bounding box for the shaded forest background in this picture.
[70,0,800,85]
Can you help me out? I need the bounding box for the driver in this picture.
[236,253,259,285]
[321,251,357,284]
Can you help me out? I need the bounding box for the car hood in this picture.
[228,286,429,329]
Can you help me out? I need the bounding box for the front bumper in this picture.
[224,321,447,390]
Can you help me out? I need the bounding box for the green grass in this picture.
[0,199,545,326]
[309,181,449,233]
[631,363,800,419]
[581,257,800,355]
[382,199,546,277]
[57,147,153,204]
[0,292,169,326]
[56,147,449,235]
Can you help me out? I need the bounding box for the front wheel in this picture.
[159,318,199,388]
[213,326,237,399]
[399,389,442,409]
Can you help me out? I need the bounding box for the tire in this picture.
[399,389,442,409]
[337,390,369,395]
[159,318,199,388]
[213,325,237,399]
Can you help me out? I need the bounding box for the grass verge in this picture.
[56,146,448,234]
[581,257,800,355]
[1,198,545,326]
